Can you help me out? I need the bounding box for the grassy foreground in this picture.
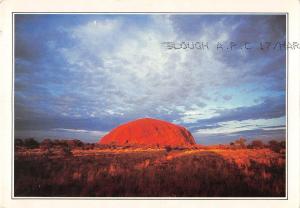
[14,141,285,197]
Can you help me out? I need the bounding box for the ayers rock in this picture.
[99,118,196,146]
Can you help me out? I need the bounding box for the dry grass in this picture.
[14,144,285,197]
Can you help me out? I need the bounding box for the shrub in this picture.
[165,145,172,152]
[248,140,265,149]
[62,146,73,157]
[66,139,84,148]
[268,140,285,153]
[23,138,39,149]
[15,138,24,147]
[14,148,286,197]
[40,139,53,150]
[234,137,247,148]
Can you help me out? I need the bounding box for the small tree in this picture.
[234,137,247,148]
[40,139,53,150]
[23,138,39,149]
[66,139,84,149]
[268,140,284,153]
[62,146,73,157]
[280,140,286,149]
[15,138,24,147]
[248,140,264,149]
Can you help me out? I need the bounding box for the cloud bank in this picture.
[15,14,286,144]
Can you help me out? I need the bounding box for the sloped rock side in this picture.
[99,118,196,146]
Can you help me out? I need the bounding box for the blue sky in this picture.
[14,14,286,144]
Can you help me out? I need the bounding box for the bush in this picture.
[66,139,84,148]
[23,138,39,149]
[40,139,53,150]
[15,138,24,147]
[248,140,265,149]
[229,138,247,149]
[234,137,247,148]
[165,145,172,152]
[268,140,285,153]
[14,148,286,197]
[62,146,73,157]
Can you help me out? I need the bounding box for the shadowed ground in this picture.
[14,146,285,197]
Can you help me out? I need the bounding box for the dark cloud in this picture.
[222,95,232,101]
[14,14,286,144]
[198,128,285,145]
[184,95,285,133]
[189,124,223,131]
[201,95,285,124]
[170,15,228,38]
[15,116,128,132]
[262,125,286,129]
[171,15,286,42]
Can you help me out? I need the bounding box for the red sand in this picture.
[99,118,196,146]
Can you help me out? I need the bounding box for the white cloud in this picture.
[194,117,285,135]
[53,128,108,136]
[15,129,108,142]
[54,16,278,127]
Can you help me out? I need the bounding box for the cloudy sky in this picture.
[14,14,286,144]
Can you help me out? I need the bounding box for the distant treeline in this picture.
[14,137,286,153]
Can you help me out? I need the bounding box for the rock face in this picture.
[99,118,196,146]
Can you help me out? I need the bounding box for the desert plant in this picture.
[268,140,285,153]
[62,146,73,157]
[248,140,265,149]
[15,138,24,147]
[165,145,173,152]
[23,138,39,149]
[40,139,53,150]
[234,137,247,148]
